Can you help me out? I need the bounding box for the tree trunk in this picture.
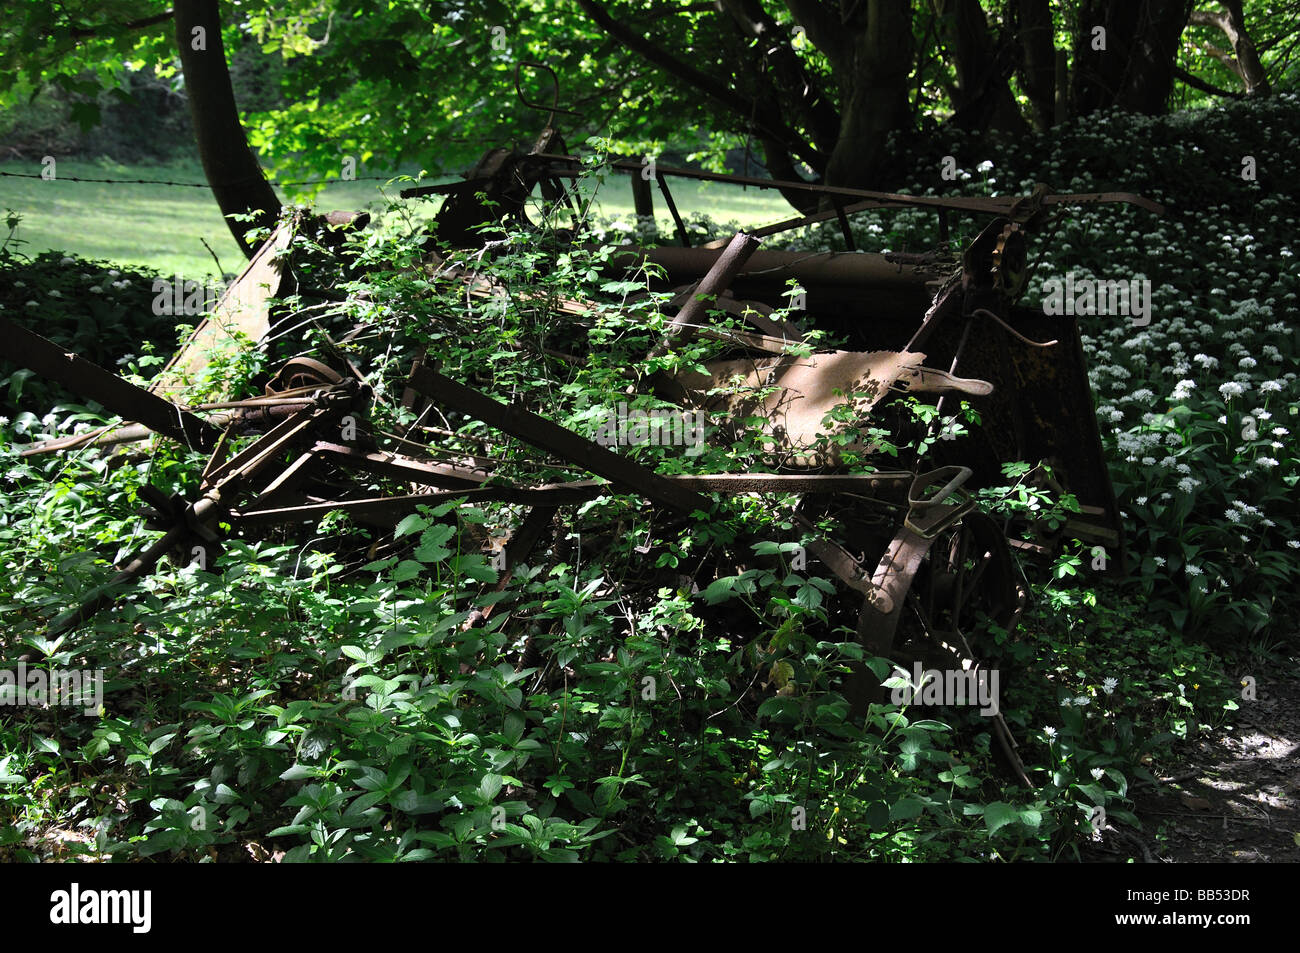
[1190,1,1271,96]
[821,0,914,192]
[1070,0,1192,116]
[933,0,1026,134]
[1017,0,1057,130]
[174,0,281,258]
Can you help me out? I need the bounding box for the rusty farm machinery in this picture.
[0,110,1164,786]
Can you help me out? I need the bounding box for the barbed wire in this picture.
[0,170,436,188]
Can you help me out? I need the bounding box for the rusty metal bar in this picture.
[650,231,762,359]
[655,171,690,247]
[201,404,332,487]
[405,366,712,516]
[311,441,491,489]
[0,317,219,451]
[833,200,856,251]
[233,482,606,526]
[541,156,1166,216]
[702,198,885,246]
[610,245,939,292]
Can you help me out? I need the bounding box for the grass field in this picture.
[0,157,793,278]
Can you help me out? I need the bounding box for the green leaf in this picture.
[393,559,424,582]
[889,798,925,822]
[1075,783,1106,806]
[1018,806,1043,829]
[984,801,1020,834]
[394,514,428,538]
[391,791,441,814]
[699,576,738,605]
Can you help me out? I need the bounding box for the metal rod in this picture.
[405,366,712,516]
[0,317,219,451]
[655,172,690,247]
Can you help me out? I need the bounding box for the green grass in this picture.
[0,157,794,277]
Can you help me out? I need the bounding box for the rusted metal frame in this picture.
[45,492,226,638]
[650,232,762,360]
[45,523,192,638]
[19,398,316,458]
[673,473,913,495]
[99,412,350,627]
[788,510,885,600]
[685,323,792,355]
[310,441,492,490]
[547,158,1021,214]
[614,245,941,296]
[466,504,559,630]
[399,178,488,199]
[244,472,920,528]
[655,171,691,247]
[608,160,1167,215]
[200,402,336,488]
[658,287,801,350]
[1040,191,1163,214]
[832,198,856,251]
[404,366,712,516]
[898,542,1033,789]
[702,198,890,247]
[253,451,320,509]
[500,504,558,570]
[929,310,977,432]
[894,365,993,397]
[904,274,965,354]
[538,154,1165,225]
[841,525,940,715]
[232,482,606,526]
[0,317,219,451]
[20,422,146,457]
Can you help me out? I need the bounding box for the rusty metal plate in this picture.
[150,219,295,399]
[672,349,928,465]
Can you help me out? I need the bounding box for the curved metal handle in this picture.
[908,465,972,510]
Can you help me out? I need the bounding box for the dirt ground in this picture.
[1083,665,1300,863]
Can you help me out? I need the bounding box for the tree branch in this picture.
[574,0,823,169]
[781,0,848,68]
[67,9,174,40]
[1189,2,1270,95]
[715,0,840,155]
[1172,63,1244,98]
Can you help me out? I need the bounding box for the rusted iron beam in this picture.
[404,366,712,516]
[311,442,492,489]
[232,483,606,526]
[671,473,912,494]
[541,157,1166,216]
[650,231,761,359]
[45,494,224,637]
[200,405,325,488]
[0,317,219,451]
[641,246,939,286]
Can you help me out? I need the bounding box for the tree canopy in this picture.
[3,1,1294,248]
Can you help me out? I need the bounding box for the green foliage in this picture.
[0,244,183,417]
[1,98,1291,862]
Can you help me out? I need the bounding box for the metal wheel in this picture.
[897,511,1032,787]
